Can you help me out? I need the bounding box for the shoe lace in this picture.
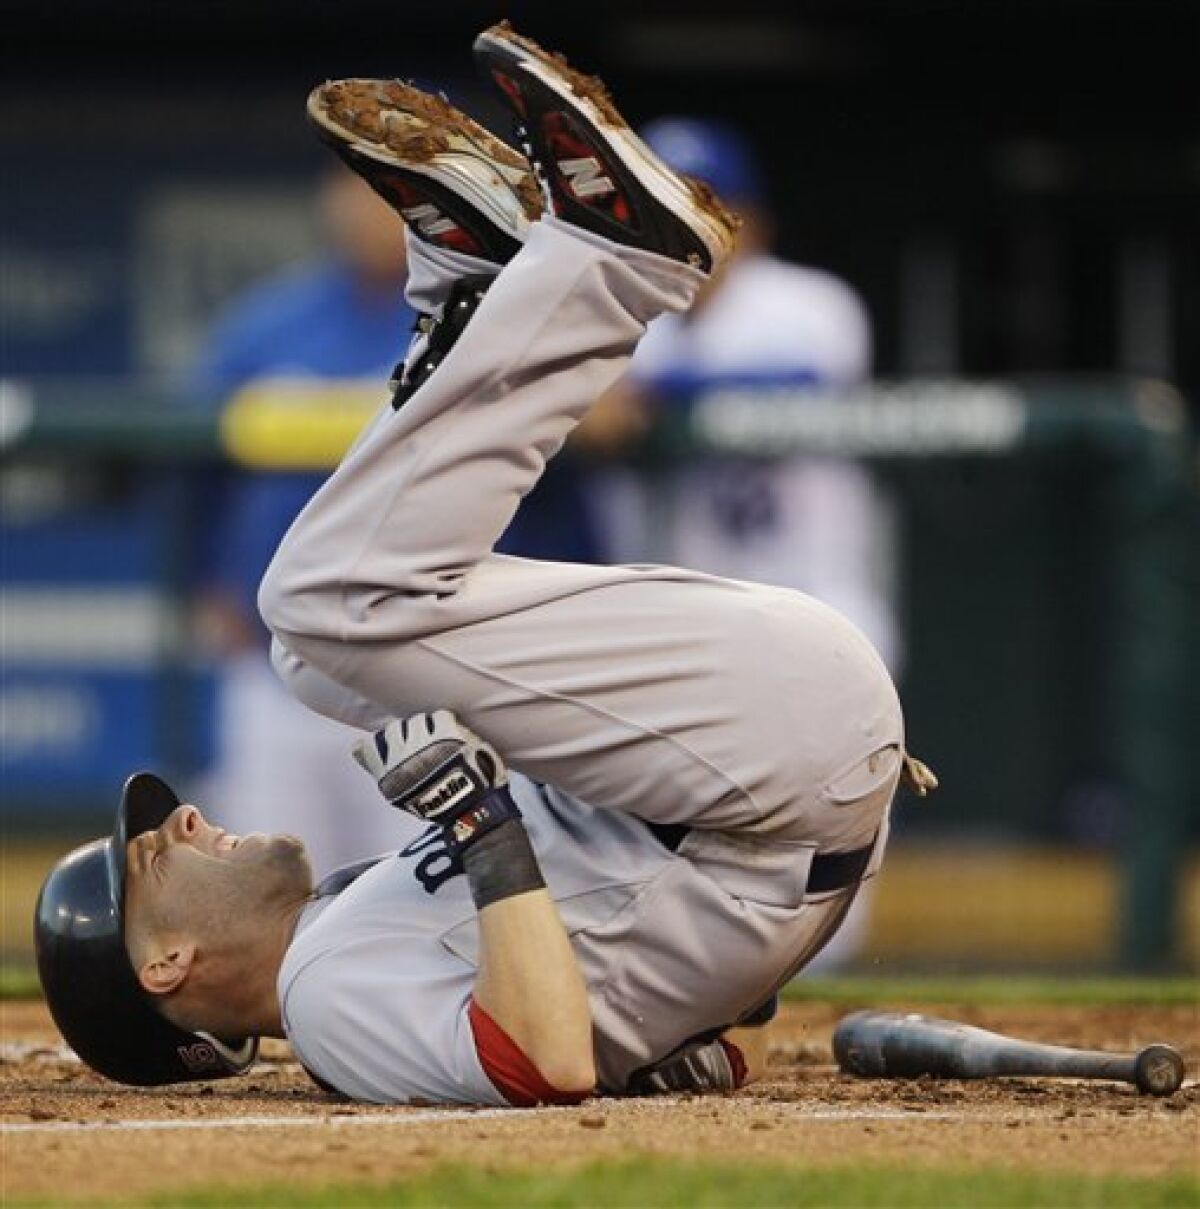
[515,122,556,211]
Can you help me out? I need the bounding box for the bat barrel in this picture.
[833,1011,1185,1096]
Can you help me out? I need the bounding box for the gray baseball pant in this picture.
[260,217,903,843]
[258,219,905,1074]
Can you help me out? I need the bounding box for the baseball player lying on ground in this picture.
[36,22,935,1106]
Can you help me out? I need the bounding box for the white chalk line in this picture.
[1,1105,955,1137]
[0,1042,79,1063]
[1,1106,530,1136]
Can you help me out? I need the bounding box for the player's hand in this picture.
[352,709,507,825]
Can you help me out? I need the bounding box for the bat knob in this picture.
[1133,1045,1185,1096]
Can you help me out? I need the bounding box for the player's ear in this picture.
[137,940,196,997]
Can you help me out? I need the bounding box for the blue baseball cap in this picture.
[639,117,765,205]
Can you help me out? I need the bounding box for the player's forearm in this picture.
[474,888,595,1092]
[351,711,595,1096]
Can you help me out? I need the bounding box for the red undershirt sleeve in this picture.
[468,998,592,1107]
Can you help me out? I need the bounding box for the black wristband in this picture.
[461,818,546,911]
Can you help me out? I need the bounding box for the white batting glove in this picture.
[352,709,508,826]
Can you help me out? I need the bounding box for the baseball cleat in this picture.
[473,21,740,273]
[307,79,543,264]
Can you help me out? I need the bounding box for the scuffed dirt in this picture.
[3,1000,1196,1203]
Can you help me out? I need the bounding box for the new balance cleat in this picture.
[473,21,739,273]
[308,79,543,265]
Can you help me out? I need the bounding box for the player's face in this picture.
[124,804,312,940]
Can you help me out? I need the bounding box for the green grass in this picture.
[786,975,1200,1007]
[2,967,1196,1006]
[18,1160,1196,1209]
[0,964,39,999]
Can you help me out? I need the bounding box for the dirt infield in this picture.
[3,997,1196,1204]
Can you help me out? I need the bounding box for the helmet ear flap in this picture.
[33,772,259,1087]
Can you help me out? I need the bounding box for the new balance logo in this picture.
[558,156,615,199]
[402,203,459,238]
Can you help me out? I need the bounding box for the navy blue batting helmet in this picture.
[34,772,258,1086]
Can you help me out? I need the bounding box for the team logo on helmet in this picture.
[176,1041,221,1073]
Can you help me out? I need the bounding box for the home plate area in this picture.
[3,999,1195,1203]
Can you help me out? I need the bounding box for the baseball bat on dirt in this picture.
[833,1010,1186,1096]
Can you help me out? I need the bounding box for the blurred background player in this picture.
[581,117,900,672]
[186,165,418,874]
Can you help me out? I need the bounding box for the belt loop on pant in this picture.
[805,834,877,895]
[646,821,690,852]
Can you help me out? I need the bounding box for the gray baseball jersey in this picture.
[279,772,886,1104]
[279,775,670,1103]
[261,217,906,1104]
